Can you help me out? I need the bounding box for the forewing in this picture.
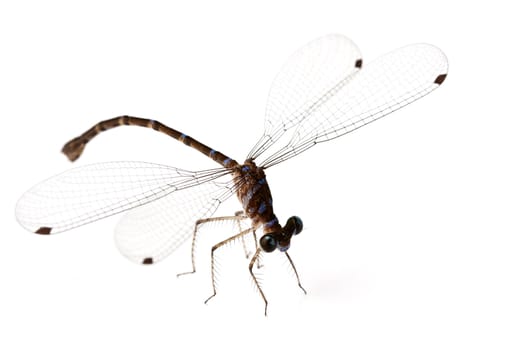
[114,179,235,264]
[248,34,362,159]
[15,161,230,234]
[261,43,448,167]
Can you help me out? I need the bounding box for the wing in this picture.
[260,43,448,167]
[114,179,235,264]
[15,161,231,234]
[247,34,362,160]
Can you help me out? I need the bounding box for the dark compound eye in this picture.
[260,234,277,253]
[284,216,303,235]
[291,216,303,235]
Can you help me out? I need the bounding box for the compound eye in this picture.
[291,216,303,235]
[284,216,303,235]
[260,234,277,253]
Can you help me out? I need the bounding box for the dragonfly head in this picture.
[260,216,303,253]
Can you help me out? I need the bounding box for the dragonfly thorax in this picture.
[233,160,303,253]
[234,159,278,230]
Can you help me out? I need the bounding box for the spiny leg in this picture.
[254,229,263,269]
[232,210,260,265]
[234,210,252,258]
[204,227,253,305]
[249,248,269,316]
[177,212,248,277]
[285,252,307,295]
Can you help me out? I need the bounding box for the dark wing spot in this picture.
[355,59,363,68]
[35,227,52,235]
[434,74,447,85]
[142,257,154,265]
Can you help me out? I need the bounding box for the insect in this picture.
[16,34,448,315]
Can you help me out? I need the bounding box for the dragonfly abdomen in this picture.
[61,115,238,168]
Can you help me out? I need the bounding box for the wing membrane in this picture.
[15,161,230,234]
[248,34,362,159]
[261,43,448,167]
[115,179,235,264]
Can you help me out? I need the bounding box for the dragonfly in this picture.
[15,34,448,315]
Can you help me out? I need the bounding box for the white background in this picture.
[1,1,524,349]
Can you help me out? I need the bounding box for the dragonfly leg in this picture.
[231,209,261,265]
[204,227,253,305]
[254,229,263,269]
[233,210,253,259]
[249,248,268,316]
[177,212,248,277]
[285,252,307,294]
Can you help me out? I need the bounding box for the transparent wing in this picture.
[247,34,362,159]
[260,43,448,167]
[15,161,231,234]
[115,179,235,264]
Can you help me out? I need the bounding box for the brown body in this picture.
[232,159,280,233]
